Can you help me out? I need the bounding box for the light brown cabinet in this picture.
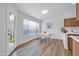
[72,39,79,56]
[71,19,78,27]
[76,3,79,26]
[64,18,79,27]
[76,3,79,19]
[65,3,79,27]
[68,37,79,56]
[68,37,73,55]
[76,20,79,26]
[64,19,71,27]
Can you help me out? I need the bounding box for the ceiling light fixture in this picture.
[72,3,76,5]
[42,9,48,14]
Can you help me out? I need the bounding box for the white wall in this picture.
[0,3,41,56]
[0,3,76,55]
[41,12,76,39]
[0,3,7,56]
[16,10,41,45]
[6,4,41,55]
[41,6,76,49]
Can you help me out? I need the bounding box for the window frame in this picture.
[23,19,40,35]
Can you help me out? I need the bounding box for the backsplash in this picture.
[65,27,79,33]
[71,27,79,33]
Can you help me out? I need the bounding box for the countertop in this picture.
[67,32,79,43]
[67,32,79,36]
[67,32,79,34]
[69,36,79,43]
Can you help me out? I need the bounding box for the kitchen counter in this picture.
[67,32,79,35]
[63,32,79,49]
[68,34,79,36]
[69,36,79,43]
[68,35,79,56]
[68,32,79,43]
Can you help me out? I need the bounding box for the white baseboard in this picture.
[8,36,39,56]
[50,37,63,40]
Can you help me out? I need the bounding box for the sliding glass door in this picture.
[8,13,16,49]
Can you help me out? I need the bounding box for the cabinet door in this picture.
[77,20,79,26]
[71,19,77,27]
[68,37,73,55]
[73,39,79,56]
[76,3,79,19]
[64,19,71,27]
[64,18,78,27]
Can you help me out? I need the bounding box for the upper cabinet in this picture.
[76,3,79,27]
[76,3,79,19]
[77,20,79,26]
[64,19,71,27]
[64,18,79,27]
[64,3,79,27]
[71,19,77,27]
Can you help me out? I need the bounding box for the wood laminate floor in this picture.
[11,38,70,56]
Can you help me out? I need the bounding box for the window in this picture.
[23,19,40,34]
[23,20,29,34]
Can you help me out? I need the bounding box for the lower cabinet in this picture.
[68,37,73,55]
[73,39,79,56]
[68,37,79,56]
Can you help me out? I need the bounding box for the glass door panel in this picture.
[8,13,16,49]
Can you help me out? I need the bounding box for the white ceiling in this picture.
[15,3,76,20]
